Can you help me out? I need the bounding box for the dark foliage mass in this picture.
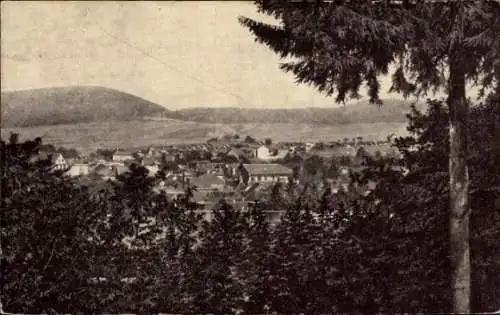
[239,0,500,103]
[1,99,499,313]
[240,2,500,313]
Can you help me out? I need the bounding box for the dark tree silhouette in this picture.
[240,2,500,311]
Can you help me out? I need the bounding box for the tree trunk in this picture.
[447,55,470,314]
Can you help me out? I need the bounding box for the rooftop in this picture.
[191,173,225,189]
[243,163,293,176]
[113,149,136,156]
[34,151,64,163]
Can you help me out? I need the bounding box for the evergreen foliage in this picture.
[240,1,500,312]
[239,0,500,103]
[1,98,498,313]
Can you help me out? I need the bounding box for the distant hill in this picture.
[1,86,423,127]
[170,99,423,125]
[1,86,172,127]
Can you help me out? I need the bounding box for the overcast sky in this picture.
[2,1,415,109]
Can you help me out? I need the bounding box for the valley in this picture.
[2,119,408,153]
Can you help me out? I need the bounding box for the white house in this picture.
[255,145,289,161]
[34,151,68,171]
[51,153,68,171]
[256,145,270,159]
[305,142,315,152]
[66,161,90,177]
[145,165,160,177]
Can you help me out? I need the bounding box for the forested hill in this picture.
[1,86,422,127]
[1,86,172,127]
[170,99,423,124]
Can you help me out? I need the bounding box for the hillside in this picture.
[1,86,172,127]
[171,99,423,124]
[1,86,422,128]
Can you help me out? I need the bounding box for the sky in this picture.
[2,1,433,109]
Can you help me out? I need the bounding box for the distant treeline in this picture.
[169,99,422,124]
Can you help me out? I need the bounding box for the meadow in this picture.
[2,119,409,153]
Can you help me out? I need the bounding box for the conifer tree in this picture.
[1,137,109,313]
[240,1,500,312]
[239,202,273,312]
[366,99,499,312]
[188,199,248,313]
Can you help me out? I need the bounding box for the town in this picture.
[3,1,499,314]
[33,133,399,214]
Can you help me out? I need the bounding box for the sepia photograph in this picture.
[1,1,499,313]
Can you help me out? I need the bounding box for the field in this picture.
[2,119,409,153]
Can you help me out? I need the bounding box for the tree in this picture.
[268,182,285,209]
[1,137,111,313]
[326,160,340,178]
[240,2,500,312]
[339,155,352,166]
[264,138,272,146]
[56,146,80,159]
[355,99,500,312]
[188,200,248,313]
[355,146,370,165]
[239,203,273,313]
[244,135,258,144]
[303,154,324,177]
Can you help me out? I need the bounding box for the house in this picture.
[256,145,270,159]
[305,142,315,152]
[168,170,195,187]
[140,157,161,177]
[112,149,135,162]
[34,151,68,171]
[145,165,160,177]
[239,163,293,185]
[66,160,90,177]
[255,145,289,161]
[191,173,226,191]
